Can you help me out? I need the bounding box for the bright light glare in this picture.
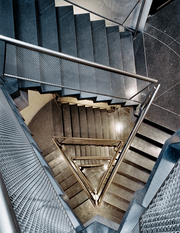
[116,122,123,133]
[103,164,108,170]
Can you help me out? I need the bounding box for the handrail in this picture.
[0,173,21,233]
[98,84,160,205]
[0,35,158,84]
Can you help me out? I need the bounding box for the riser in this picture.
[32,101,164,225]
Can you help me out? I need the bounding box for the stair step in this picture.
[65,182,83,199]
[42,143,57,157]
[125,150,155,172]
[13,0,41,89]
[56,5,77,57]
[36,0,61,93]
[108,183,134,202]
[49,153,65,169]
[55,167,73,183]
[91,20,112,103]
[118,162,149,184]
[79,106,88,138]
[104,192,129,212]
[113,173,144,192]
[56,5,80,97]
[101,109,110,139]
[59,173,78,191]
[53,160,68,175]
[133,32,149,95]
[131,137,161,158]
[86,107,96,138]
[69,190,88,209]
[138,121,171,145]
[62,103,72,137]
[44,148,60,163]
[120,31,137,99]
[75,13,97,100]
[106,26,126,104]
[52,99,64,137]
[94,108,103,139]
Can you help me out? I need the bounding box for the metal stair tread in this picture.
[131,137,161,158]
[36,0,62,93]
[108,183,134,202]
[106,26,126,103]
[69,190,88,209]
[112,173,144,192]
[118,162,149,184]
[120,31,137,99]
[104,192,129,212]
[13,0,41,89]
[91,20,112,102]
[125,150,155,171]
[75,13,96,100]
[44,148,61,163]
[56,5,80,97]
[138,122,172,145]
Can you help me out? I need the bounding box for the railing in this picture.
[0,35,157,105]
[0,85,82,232]
[53,137,122,206]
[139,147,180,232]
[98,84,160,205]
[0,35,159,209]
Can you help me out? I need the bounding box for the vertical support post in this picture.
[0,173,21,233]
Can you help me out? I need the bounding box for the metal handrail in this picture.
[0,35,157,84]
[98,84,160,205]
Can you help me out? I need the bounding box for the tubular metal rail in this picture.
[139,151,180,232]
[0,86,81,233]
[0,35,157,105]
[0,35,160,211]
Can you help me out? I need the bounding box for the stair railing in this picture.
[0,35,157,105]
[98,84,160,205]
[0,85,82,233]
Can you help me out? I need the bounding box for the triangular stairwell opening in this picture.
[53,137,122,206]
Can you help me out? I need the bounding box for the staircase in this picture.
[28,98,173,225]
[0,0,166,229]
[0,0,152,108]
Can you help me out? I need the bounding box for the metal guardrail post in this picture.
[0,173,21,233]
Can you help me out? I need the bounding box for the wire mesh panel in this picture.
[0,87,76,233]
[140,156,180,233]
[4,42,151,101]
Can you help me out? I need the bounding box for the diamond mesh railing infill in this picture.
[139,155,180,233]
[0,87,76,233]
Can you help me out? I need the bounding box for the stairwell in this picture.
[28,97,173,225]
[0,0,170,230]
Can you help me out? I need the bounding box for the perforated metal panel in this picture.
[4,43,150,100]
[140,156,180,233]
[0,87,76,233]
